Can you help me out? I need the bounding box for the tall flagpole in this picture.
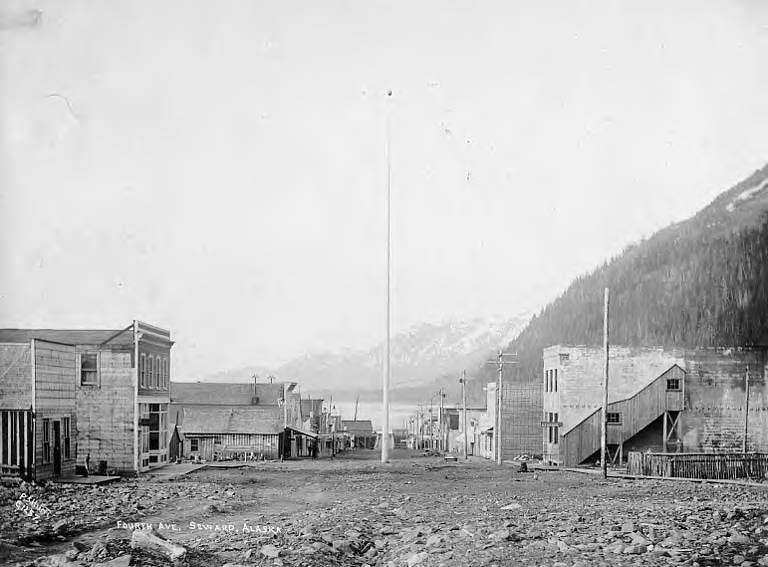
[382,89,393,464]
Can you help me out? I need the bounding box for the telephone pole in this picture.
[601,287,610,479]
[744,366,750,453]
[487,351,518,465]
[460,370,468,459]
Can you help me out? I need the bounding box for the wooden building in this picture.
[181,406,283,460]
[543,345,768,466]
[0,321,174,475]
[342,420,376,449]
[170,379,318,460]
[0,338,77,481]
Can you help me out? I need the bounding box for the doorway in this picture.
[53,421,61,477]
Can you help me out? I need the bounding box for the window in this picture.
[165,358,170,388]
[667,378,681,391]
[553,413,559,444]
[140,354,146,388]
[607,412,622,425]
[62,417,71,459]
[190,438,199,452]
[42,419,51,463]
[554,369,558,392]
[80,353,98,385]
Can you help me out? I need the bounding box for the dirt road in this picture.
[2,450,768,566]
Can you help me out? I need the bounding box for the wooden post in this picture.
[461,370,468,459]
[601,287,610,479]
[744,366,750,453]
[662,411,668,453]
[496,351,503,466]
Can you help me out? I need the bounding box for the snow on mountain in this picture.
[201,313,531,396]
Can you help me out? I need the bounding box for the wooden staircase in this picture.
[560,365,686,466]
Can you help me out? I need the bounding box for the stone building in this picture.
[0,321,174,475]
[542,345,768,466]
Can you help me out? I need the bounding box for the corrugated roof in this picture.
[170,382,255,405]
[0,328,133,346]
[181,406,283,435]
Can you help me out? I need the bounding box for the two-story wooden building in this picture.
[0,320,174,476]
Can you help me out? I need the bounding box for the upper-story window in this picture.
[607,412,622,425]
[80,353,99,386]
[149,356,155,388]
[554,369,558,392]
[140,354,147,388]
[666,378,681,391]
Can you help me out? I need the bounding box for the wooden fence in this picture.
[627,451,768,480]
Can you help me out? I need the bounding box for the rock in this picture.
[733,557,746,565]
[407,551,429,567]
[130,529,187,561]
[332,539,352,553]
[621,521,638,533]
[260,544,281,559]
[730,534,751,545]
[623,544,647,555]
[500,503,522,511]
[426,534,443,546]
[51,519,68,535]
[94,555,132,567]
[36,554,80,567]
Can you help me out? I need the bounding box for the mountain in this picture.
[472,162,768,391]
[200,314,531,401]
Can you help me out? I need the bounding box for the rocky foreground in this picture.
[2,452,768,567]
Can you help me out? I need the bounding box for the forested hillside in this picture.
[472,163,768,391]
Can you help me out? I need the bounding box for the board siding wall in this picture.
[34,340,77,480]
[76,349,135,473]
[0,344,33,408]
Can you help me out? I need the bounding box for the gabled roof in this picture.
[254,383,285,405]
[342,420,374,434]
[181,406,283,435]
[0,328,133,346]
[170,382,255,405]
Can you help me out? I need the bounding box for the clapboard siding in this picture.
[184,433,280,460]
[0,343,33,407]
[34,340,77,480]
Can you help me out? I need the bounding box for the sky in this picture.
[2,0,768,379]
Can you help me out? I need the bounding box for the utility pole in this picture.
[601,287,610,479]
[460,370,468,459]
[438,389,445,452]
[744,366,750,453]
[486,351,518,466]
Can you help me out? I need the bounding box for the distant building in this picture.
[0,321,174,476]
[169,378,318,460]
[543,345,768,466]
[342,419,376,449]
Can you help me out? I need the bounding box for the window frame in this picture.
[62,417,71,459]
[79,352,99,386]
[666,378,681,391]
[606,412,622,425]
[140,353,147,388]
[190,438,199,452]
[42,419,51,463]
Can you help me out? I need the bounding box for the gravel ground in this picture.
[2,450,768,567]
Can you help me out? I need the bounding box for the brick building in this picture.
[0,321,174,475]
[542,345,768,466]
